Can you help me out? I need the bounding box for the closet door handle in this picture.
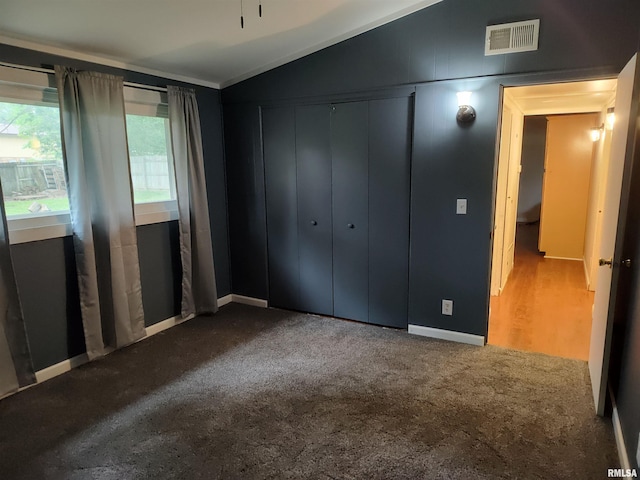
[347,223,355,229]
[310,220,318,226]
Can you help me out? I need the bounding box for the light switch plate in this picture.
[456,199,467,215]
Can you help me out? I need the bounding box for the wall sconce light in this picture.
[606,107,615,130]
[456,91,476,124]
[590,124,604,142]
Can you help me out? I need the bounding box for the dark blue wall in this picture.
[223,0,639,103]
[0,43,231,370]
[222,0,640,332]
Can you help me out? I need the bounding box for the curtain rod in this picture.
[0,61,168,93]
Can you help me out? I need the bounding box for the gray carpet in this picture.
[0,303,617,479]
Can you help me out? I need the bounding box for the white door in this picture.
[491,105,513,295]
[589,54,639,415]
[501,123,521,288]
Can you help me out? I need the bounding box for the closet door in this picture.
[296,104,333,315]
[331,101,369,322]
[368,97,412,328]
[263,106,299,310]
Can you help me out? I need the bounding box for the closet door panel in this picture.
[368,97,412,328]
[263,106,299,310]
[296,104,333,316]
[331,102,369,322]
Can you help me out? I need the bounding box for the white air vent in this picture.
[485,19,540,56]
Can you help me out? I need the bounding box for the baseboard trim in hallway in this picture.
[543,255,582,261]
[408,324,485,346]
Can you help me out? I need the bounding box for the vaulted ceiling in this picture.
[0,0,442,88]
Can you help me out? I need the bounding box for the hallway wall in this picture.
[517,116,547,224]
[539,113,599,259]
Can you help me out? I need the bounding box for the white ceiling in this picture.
[0,0,441,89]
[505,79,617,116]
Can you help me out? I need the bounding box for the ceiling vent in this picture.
[485,19,540,56]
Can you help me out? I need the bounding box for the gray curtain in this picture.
[56,67,145,360]
[167,86,218,318]
[0,180,35,397]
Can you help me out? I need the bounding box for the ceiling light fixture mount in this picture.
[240,0,264,28]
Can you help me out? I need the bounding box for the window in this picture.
[0,68,177,243]
[0,65,72,243]
[124,87,178,225]
[0,102,68,214]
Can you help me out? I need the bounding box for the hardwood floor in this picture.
[488,222,594,360]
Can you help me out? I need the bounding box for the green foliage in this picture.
[0,101,62,159]
[0,104,169,159]
[126,115,168,156]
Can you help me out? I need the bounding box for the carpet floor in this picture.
[0,303,617,479]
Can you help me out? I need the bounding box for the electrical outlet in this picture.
[442,299,453,316]
[456,198,467,215]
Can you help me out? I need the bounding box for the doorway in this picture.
[488,80,617,360]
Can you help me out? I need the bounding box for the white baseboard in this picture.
[8,294,267,400]
[543,255,582,261]
[145,293,234,337]
[34,353,89,384]
[408,324,486,346]
[217,294,233,307]
[231,294,268,308]
[144,314,188,337]
[14,294,235,396]
[583,258,591,290]
[613,403,631,470]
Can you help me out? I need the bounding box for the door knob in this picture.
[310,220,317,226]
[599,258,632,268]
[599,258,613,267]
[347,223,355,229]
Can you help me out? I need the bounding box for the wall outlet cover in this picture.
[442,299,453,316]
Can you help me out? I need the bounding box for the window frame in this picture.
[124,86,178,225]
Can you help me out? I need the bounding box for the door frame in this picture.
[487,74,624,415]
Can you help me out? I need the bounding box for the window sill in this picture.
[8,211,72,245]
[7,201,179,245]
[134,200,179,226]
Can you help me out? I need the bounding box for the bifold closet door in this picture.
[368,97,411,328]
[295,104,333,316]
[263,106,299,310]
[331,101,369,322]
